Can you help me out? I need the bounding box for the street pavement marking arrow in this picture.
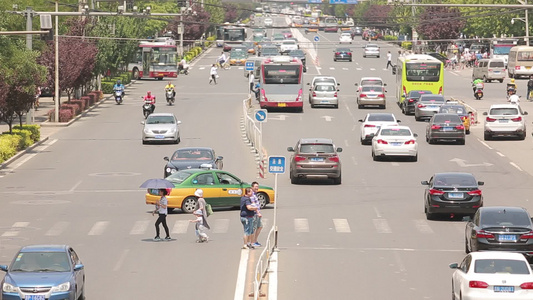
[321,115,333,122]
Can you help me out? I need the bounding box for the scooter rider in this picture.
[113,79,125,95]
[507,78,517,96]
[164,81,175,99]
[143,91,156,114]
[472,78,484,93]
[178,58,189,74]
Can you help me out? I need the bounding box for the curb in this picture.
[0,136,50,169]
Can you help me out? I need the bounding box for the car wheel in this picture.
[333,174,342,184]
[519,132,526,140]
[412,154,418,162]
[483,75,488,83]
[181,196,198,213]
[334,58,337,62]
[290,174,299,184]
[256,192,269,208]
[363,55,366,58]
[310,103,315,108]
[466,129,470,134]
[334,104,338,109]
[401,104,406,114]
[415,115,421,121]
[380,105,386,109]
[358,104,363,109]
[484,131,491,140]
[377,56,380,58]
[426,212,435,220]
[499,79,504,83]
[349,59,352,62]
[372,151,379,161]
[78,284,85,300]
[458,139,465,145]
[142,140,147,145]
[465,237,471,254]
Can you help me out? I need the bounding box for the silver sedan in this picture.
[309,83,339,108]
[142,113,181,144]
[357,85,386,109]
[414,94,446,121]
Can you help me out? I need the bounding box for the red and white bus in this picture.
[128,37,178,80]
[259,56,304,111]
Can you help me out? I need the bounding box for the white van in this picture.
[508,46,533,78]
[472,58,506,83]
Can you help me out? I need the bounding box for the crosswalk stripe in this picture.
[213,219,230,233]
[171,220,190,234]
[130,220,150,235]
[413,220,433,234]
[373,219,391,233]
[356,68,362,71]
[329,67,335,70]
[342,68,348,71]
[88,221,109,236]
[333,219,351,233]
[294,218,309,232]
[13,222,29,227]
[1,222,29,237]
[46,221,69,236]
[370,68,376,71]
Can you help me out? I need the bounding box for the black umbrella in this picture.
[139,178,174,189]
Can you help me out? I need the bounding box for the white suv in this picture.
[280,40,298,53]
[483,104,528,140]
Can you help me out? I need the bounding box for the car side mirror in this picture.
[483,112,488,115]
[287,147,295,152]
[0,265,7,272]
[74,264,84,271]
[449,263,459,269]
[477,181,484,186]
[336,147,343,152]
[397,120,401,123]
[421,180,429,185]
[177,121,182,125]
[413,133,418,137]
[164,156,170,162]
[524,111,528,115]
[217,156,223,160]
[140,121,145,125]
[358,119,363,122]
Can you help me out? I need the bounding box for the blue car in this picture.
[0,245,85,300]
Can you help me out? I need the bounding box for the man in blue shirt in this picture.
[113,79,125,95]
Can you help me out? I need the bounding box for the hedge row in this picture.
[401,41,413,50]
[184,46,203,62]
[0,125,41,164]
[47,91,103,122]
[383,35,398,41]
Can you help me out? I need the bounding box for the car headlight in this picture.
[168,127,176,133]
[144,128,150,134]
[50,281,70,293]
[170,169,177,173]
[2,282,18,293]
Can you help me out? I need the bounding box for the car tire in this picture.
[380,105,386,109]
[290,174,299,184]
[358,104,363,109]
[256,192,269,208]
[428,138,435,145]
[310,103,315,108]
[334,58,337,62]
[372,151,379,161]
[458,139,465,145]
[349,59,352,62]
[483,75,488,83]
[415,115,421,121]
[363,55,366,58]
[377,56,380,58]
[181,196,198,213]
[142,140,147,145]
[334,104,338,109]
[401,104,406,114]
[484,132,491,140]
[426,212,435,220]
[333,174,341,184]
[519,132,526,140]
[466,129,470,134]
[499,79,504,83]
[412,154,418,162]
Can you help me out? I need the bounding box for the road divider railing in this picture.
[252,225,277,300]
[450,97,479,125]
[241,98,265,178]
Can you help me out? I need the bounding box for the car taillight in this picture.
[429,189,444,195]
[455,125,465,130]
[469,281,489,288]
[467,189,482,196]
[348,52,352,56]
[377,139,388,144]
[328,156,339,162]
[408,98,416,103]
[431,125,441,130]
[475,230,495,239]
[418,103,426,108]
[521,282,533,289]
[520,232,533,240]
[516,66,522,70]
[335,52,340,55]
[334,92,337,97]
[360,94,367,98]
[377,94,385,98]
[438,86,443,95]
[294,156,306,162]
[486,117,496,122]
[512,116,522,122]
[364,124,376,128]
[312,92,316,97]
[404,140,416,145]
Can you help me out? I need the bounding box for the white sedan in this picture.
[450,251,533,300]
[371,125,418,161]
[339,32,352,44]
[358,113,400,145]
[141,113,181,144]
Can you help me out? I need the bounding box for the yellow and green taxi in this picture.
[230,47,248,66]
[145,169,275,213]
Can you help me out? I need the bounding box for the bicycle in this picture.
[216,60,230,70]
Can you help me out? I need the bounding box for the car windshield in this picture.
[366,45,378,48]
[490,107,519,115]
[367,114,395,122]
[380,128,411,136]
[146,116,175,124]
[361,79,382,86]
[440,105,466,114]
[419,96,445,103]
[262,48,279,55]
[433,114,461,123]
[361,86,383,93]
[300,143,335,153]
[283,41,296,45]
[474,259,530,274]
[289,50,304,56]
[409,90,432,98]
[315,85,335,92]
[481,210,532,227]
[172,149,213,161]
[433,174,476,186]
[166,170,193,184]
[314,78,335,85]
[11,252,70,272]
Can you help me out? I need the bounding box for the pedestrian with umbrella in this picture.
[140,179,174,241]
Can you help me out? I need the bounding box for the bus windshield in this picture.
[494,46,514,55]
[406,63,441,82]
[264,65,300,84]
[224,29,245,42]
[153,48,177,65]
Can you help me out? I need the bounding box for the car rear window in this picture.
[361,79,383,86]
[433,174,477,186]
[489,61,505,68]
[315,85,335,92]
[336,48,351,52]
[380,128,411,136]
[361,86,383,92]
[433,114,462,123]
[481,210,532,227]
[419,96,445,103]
[474,259,530,274]
[440,105,466,114]
[315,78,335,85]
[490,107,519,115]
[367,114,395,122]
[300,143,335,153]
[409,90,432,98]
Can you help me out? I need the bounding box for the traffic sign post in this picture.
[253,109,267,164]
[268,155,285,249]
[245,61,255,71]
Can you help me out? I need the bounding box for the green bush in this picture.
[185,54,193,61]
[384,35,398,41]
[0,134,21,163]
[401,41,412,50]
[13,125,40,142]
[101,81,114,94]
[2,129,32,150]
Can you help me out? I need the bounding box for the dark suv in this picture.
[287,138,342,184]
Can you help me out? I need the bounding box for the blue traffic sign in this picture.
[254,109,267,123]
[314,36,320,42]
[245,61,255,71]
[268,156,286,174]
[330,0,358,3]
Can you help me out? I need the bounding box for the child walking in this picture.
[190,209,210,243]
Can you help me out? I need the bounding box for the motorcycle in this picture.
[178,64,189,75]
[509,94,521,105]
[474,83,484,100]
[142,97,155,119]
[507,86,517,97]
[166,88,175,105]
[114,89,123,104]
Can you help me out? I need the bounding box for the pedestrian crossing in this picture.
[0,217,466,238]
[192,65,388,72]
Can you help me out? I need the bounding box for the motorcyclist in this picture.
[472,78,484,93]
[507,78,517,96]
[164,81,175,99]
[178,58,189,74]
[143,91,156,113]
[113,79,125,95]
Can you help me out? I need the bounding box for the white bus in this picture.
[507,46,533,78]
[259,56,304,112]
[127,37,178,80]
[491,38,518,66]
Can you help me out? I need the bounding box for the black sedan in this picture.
[163,147,223,177]
[400,90,432,115]
[333,47,352,62]
[288,49,307,72]
[422,172,483,220]
[465,206,533,254]
[426,113,466,145]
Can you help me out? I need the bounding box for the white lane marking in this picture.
[393,251,407,272]
[268,251,278,300]
[213,219,230,233]
[342,68,348,70]
[113,249,130,271]
[373,207,382,218]
[370,68,376,71]
[69,180,82,192]
[496,152,505,157]
[234,249,250,300]
[88,221,109,235]
[199,67,205,70]
[45,221,69,236]
[1,222,30,237]
[294,218,309,232]
[351,156,358,165]
[356,68,362,71]
[451,72,459,77]
[478,139,493,149]
[391,162,399,167]
[262,218,269,228]
[11,155,35,170]
[333,219,351,233]
[171,220,190,234]
[510,162,523,172]
[373,219,392,233]
[413,220,434,234]
[329,67,335,70]
[130,220,150,235]
[13,222,29,227]
[48,139,58,146]
[344,139,349,147]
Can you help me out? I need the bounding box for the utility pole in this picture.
[55,0,59,123]
[26,7,35,124]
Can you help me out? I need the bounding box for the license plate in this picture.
[494,286,514,293]
[499,234,517,242]
[278,103,287,107]
[448,192,464,198]
[155,135,165,139]
[391,142,402,146]
[442,127,454,131]
[499,119,509,123]
[27,296,46,300]
[310,157,325,162]
[493,71,500,73]
[321,101,329,103]
[429,105,438,109]
[527,66,532,70]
